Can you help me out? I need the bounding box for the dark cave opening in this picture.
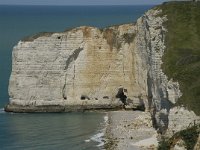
[116,88,127,106]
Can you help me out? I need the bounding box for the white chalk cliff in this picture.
[6,6,199,135]
[7,24,142,112]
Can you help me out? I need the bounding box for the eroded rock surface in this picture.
[6,24,147,112]
[104,7,199,150]
[6,6,199,142]
[5,4,200,149]
[166,107,200,137]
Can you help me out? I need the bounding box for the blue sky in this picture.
[0,0,169,5]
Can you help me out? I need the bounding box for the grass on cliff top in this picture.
[158,1,200,115]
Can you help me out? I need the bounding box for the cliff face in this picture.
[3,6,185,113]
[135,9,183,133]
[7,24,149,112]
[135,7,199,135]
[6,3,199,135]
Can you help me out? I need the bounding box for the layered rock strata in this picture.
[6,24,148,112]
[5,6,199,137]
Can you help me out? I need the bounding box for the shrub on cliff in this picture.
[158,124,200,150]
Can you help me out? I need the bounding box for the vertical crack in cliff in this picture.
[73,61,76,90]
[62,75,67,100]
[58,36,67,100]
[62,47,83,100]
[147,74,158,128]
[122,54,126,82]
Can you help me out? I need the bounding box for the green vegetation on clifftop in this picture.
[158,124,200,150]
[158,1,200,115]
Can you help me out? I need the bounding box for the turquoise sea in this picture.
[0,5,153,149]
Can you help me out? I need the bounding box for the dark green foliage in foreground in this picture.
[158,1,200,115]
[158,124,200,150]
[158,139,171,150]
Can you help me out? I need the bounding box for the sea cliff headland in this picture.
[5,1,200,149]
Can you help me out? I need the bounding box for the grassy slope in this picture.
[158,2,200,115]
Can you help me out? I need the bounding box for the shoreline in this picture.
[4,104,159,149]
[89,113,109,148]
[4,103,126,113]
[104,111,158,150]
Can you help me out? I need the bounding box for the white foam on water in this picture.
[104,115,108,123]
[90,132,104,147]
[84,139,91,142]
[0,108,5,114]
[85,113,109,148]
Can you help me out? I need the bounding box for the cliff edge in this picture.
[6,24,146,112]
[5,1,200,149]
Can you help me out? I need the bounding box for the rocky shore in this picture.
[4,103,124,113]
[104,108,200,150]
[104,111,158,150]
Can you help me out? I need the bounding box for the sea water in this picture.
[0,5,153,149]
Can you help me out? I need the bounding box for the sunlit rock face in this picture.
[6,7,199,140]
[7,24,149,112]
[7,8,194,135]
[6,8,182,116]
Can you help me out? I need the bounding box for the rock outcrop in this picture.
[5,3,199,139]
[134,9,183,133]
[135,8,200,136]
[6,24,149,112]
[166,107,200,137]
